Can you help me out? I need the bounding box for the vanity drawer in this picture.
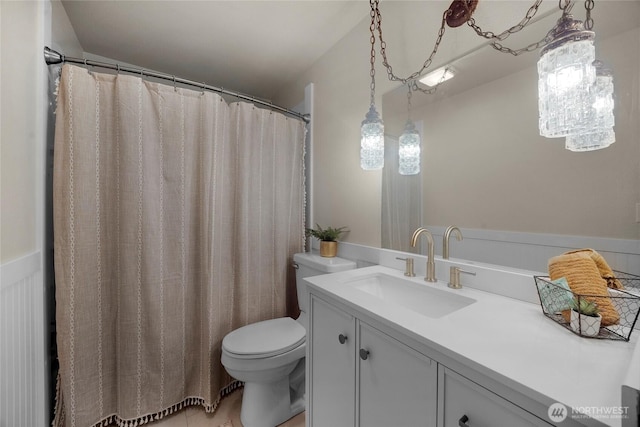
[438,367,553,427]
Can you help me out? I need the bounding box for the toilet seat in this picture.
[222,317,305,359]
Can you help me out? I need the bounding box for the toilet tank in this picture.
[293,252,356,316]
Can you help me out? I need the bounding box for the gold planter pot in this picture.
[319,241,338,257]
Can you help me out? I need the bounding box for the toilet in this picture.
[221,252,356,427]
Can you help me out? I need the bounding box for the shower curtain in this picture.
[52,64,306,427]
[381,135,422,253]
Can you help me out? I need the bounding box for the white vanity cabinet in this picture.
[307,264,638,427]
[309,295,438,427]
[309,293,556,427]
[438,367,553,427]
[358,321,438,426]
[309,295,356,427]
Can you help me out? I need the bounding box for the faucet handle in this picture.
[396,257,416,277]
[448,266,476,289]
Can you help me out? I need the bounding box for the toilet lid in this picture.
[222,317,306,358]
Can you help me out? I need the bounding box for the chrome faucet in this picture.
[443,225,463,260]
[410,227,437,282]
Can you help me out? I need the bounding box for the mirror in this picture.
[381,2,640,253]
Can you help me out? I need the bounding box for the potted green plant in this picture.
[305,224,349,257]
[569,297,602,337]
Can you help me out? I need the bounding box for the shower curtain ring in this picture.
[84,59,92,74]
[201,82,206,96]
[116,64,120,74]
[173,76,177,92]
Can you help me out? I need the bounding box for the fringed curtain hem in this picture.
[53,376,243,427]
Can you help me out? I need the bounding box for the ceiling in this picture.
[61,1,369,101]
[61,0,640,104]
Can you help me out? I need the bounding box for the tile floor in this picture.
[141,389,305,427]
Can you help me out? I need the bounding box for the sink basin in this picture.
[345,273,476,318]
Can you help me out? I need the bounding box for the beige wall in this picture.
[1,1,41,262]
[0,0,81,264]
[275,1,639,245]
[51,0,83,58]
[275,13,384,248]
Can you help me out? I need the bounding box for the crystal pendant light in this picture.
[361,104,384,170]
[565,61,615,151]
[360,0,384,170]
[398,120,421,175]
[565,128,615,152]
[538,13,596,138]
[398,85,420,175]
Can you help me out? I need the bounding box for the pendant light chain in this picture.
[584,0,595,30]
[371,0,562,83]
[466,0,543,42]
[368,0,596,85]
[367,0,591,86]
[374,0,450,85]
[369,0,378,105]
[411,80,438,95]
[485,1,576,57]
[470,0,565,57]
[490,24,557,56]
[407,83,413,120]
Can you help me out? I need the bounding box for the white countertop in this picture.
[306,265,640,427]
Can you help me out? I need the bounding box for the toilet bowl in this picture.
[221,252,356,427]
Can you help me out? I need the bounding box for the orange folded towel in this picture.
[563,248,623,290]
[548,251,620,327]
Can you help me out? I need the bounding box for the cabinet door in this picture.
[438,367,553,427]
[309,296,356,427]
[358,322,438,427]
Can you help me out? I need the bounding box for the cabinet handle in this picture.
[359,349,370,360]
[458,414,470,427]
[338,334,347,344]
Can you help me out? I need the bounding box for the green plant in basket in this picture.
[570,298,600,317]
[569,297,602,337]
[305,224,349,242]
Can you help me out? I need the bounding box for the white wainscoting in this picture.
[331,228,640,278]
[426,226,640,276]
[0,251,46,427]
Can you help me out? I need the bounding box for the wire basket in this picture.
[534,271,640,341]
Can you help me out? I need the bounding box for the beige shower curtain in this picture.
[381,135,422,253]
[53,64,306,427]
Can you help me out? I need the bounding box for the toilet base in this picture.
[239,360,305,427]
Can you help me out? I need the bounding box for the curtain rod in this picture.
[44,47,310,124]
